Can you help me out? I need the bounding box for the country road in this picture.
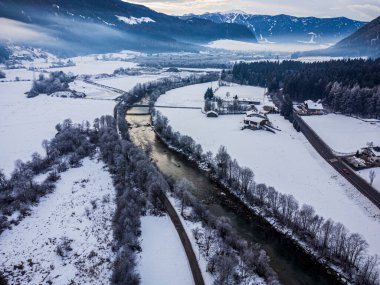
[294,114,380,209]
[159,192,205,285]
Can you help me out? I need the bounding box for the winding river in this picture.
[126,107,342,285]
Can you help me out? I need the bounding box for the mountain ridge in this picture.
[0,0,257,55]
[182,12,366,44]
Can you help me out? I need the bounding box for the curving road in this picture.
[158,192,205,285]
[294,113,380,209]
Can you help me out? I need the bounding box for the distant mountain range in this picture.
[182,11,366,44]
[0,0,256,55]
[293,16,380,58]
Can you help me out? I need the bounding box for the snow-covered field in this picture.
[139,215,194,285]
[357,168,380,192]
[97,74,166,92]
[0,157,116,284]
[69,80,121,99]
[303,114,380,153]
[1,68,35,81]
[94,71,196,93]
[47,60,138,76]
[205,40,331,53]
[0,81,114,175]
[155,82,380,257]
[215,83,273,106]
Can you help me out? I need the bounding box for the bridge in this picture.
[127,104,201,109]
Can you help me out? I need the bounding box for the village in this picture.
[202,82,380,184]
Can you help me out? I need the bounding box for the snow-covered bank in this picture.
[0,81,114,175]
[0,157,116,284]
[155,82,380,257]
[138,215,194,285]
[303,114,380,153]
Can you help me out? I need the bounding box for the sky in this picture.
[127,0,380,21]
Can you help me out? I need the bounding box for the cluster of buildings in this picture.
[346,146,380,169]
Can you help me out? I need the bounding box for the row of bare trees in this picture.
[172,178,280,284]
[153,111,380,285]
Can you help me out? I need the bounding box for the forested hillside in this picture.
[228,59,380,118]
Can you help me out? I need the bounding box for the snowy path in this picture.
[139,215,195,285]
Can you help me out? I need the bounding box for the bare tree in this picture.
[174,178,194,216]
[369,170,376,186]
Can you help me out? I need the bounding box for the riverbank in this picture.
[151,119,347,285]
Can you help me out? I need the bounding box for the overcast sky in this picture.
[127,0,380,21]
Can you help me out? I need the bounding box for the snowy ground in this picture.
[357,168,380,192]
[138,215,194,285]
[47,60,137,76]
[155,82,380,257]
[205,40,332,53]
[96,71,195,92]
[303,114,380,153]
[69,80,121,100]
[215,83,273,107]
[0,81,114,175]
[0,157,116,285]
[1,68,35,81]
[97,74,166,92]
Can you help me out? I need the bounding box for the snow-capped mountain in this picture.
[0,0,256,55]
[294,15,380,58]
[182,12,366,44]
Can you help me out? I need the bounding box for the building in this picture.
[246,110,265,118]
[243,116,269,129]
[206,110,219,117]
[304,100,324,115]
[361,147,380,163]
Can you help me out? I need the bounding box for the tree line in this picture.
[171,177,280,284]
[153,110,380,285]
[227,59,380,118]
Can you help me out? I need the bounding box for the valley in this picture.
[0,1,379,284]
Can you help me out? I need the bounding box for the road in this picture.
[159,192,205,285]
[294,114,380,209]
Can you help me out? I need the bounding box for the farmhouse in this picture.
[304,100,324,115]
[246,110,266,118]
[294,100,324,115]
[243,115,269,129]
[361,147,380,163]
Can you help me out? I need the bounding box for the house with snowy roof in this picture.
[304,100,324,115]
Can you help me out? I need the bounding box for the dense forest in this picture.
[227,59,380,118]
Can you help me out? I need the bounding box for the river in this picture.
[126,107,342,285]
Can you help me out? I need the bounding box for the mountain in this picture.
[0,0,256,55]
[292,16,380,58]
[332,15,380,57]
[182,12,366,44]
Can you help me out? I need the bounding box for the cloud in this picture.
[0,17,51,42]
[347,4,380,21]
[126,0,379,21]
